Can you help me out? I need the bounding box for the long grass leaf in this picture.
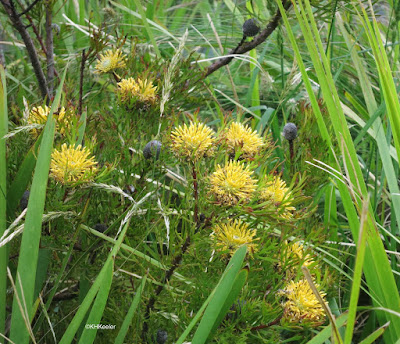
[9,68,67,344]
[78,261,113,344]
[276,1,400,341]
[114,275,147,344]
[0,64,8,337]
[191,245,247,344]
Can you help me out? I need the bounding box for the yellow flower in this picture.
[136,78,157,103]
[260,176,295,218]
[170,121,216,161]
[212,219,258,255]
[225,122,264,158]
[117,78,139,103]
[279,279,326,327]
[27,105,68,137]
[285,242,314,267]
[50,144,98,185]
[209,160,257,206]
[117,77,157,105]
[95,49,126,73]
[279,242,315,280]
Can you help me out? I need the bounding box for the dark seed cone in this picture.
[283,122,298,141]
[243,18,260,37]
[143,140,162,160]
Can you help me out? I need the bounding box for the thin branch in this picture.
[0,22,6,68]
[17,0,40,17]
[78,49,87,117]
[45,1,54,98]
[0,0,49,99]
[204,0,292,77]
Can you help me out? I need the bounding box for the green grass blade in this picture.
[175,286,216,344]
[208,267,248,339]
[358,322,389,344]
[6,136,42,218]
[191,245,247,344]
[0,64,8,337]
[307,312,348,344]
[9,68,67,344]
[78,261,113,344]
[336,13,400,233]
[344,199,369,344]
[276,0,400,340]
[59,259,112,344]
[114,275,147,344]
[110,1,179,44]
[60,194,152,343]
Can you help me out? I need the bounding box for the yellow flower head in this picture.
[95,49,126,73]
[170,121,216,161]
[279,241,315,279]
[209,160,257,206]
[279,279,326,327]
[212,219,258,256]
[285,242,314,267]
[50,144,98,185]
[27,105,68,137]
[136,78,157,103]
[225,122,264,158]
[117,77,157,105]
[260,176,295,218]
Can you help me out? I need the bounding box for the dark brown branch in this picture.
[204,0,291,77]
[78,49,86,117]
[0,0,49,99]
[250,316,283,331]
[192,165,199,225]
[45,1,54,98]
[0,23,6,68]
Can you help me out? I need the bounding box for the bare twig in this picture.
[250,316,283,331]
[0,0,49,99]
[78,49,87,117]
[204,0,291,77]
[0,22,6,67]
[192,164,199,225]
[45,1,54,98]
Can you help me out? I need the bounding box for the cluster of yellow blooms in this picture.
[27,103,99,186]
[276,241,326,327]
[209,161,257,206]
[224,122,264,158]
[27,105,69,138]
[50,144,98,185]
[170,119,326,327]
[260,176,296,219]
[94,49,157,106]
[211,219,258,256]
[117,77,157,105]
[170,122,216,161]
[279,279,327,327]
[95,49,126,74]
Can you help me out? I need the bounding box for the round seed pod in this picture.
[156,329,168,344]
[20,190,30,211]
[242,19,260,37]
[143,140,162,160]
[94,223,108,233]
[282,123,298,141]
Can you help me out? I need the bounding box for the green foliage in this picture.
[1,0,400,343]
